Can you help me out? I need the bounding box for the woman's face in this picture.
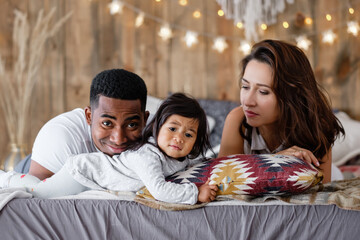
[240,60,280,128]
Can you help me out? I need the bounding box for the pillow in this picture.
[146,95,216,133]
[332,111,360,166]
[136,154,323,199]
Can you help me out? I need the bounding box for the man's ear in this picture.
[84,106,92,125]
[144,110,150,124]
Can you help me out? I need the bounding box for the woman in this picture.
[219,39,344,183]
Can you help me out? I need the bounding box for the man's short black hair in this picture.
[90,69,147,111]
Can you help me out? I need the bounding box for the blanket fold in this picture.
[134,177,360,211]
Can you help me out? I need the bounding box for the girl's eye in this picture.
[102,121,112,127]
[185,133,193,138]
[260,90,269,95]
[241,85,249,90]
[169,127,176,132]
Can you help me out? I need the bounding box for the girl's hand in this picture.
[197,179,218,203]
[277,146,320,167]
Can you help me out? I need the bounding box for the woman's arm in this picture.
[320,149,332,184]
[218,106,245,157]
[277,146,331,183]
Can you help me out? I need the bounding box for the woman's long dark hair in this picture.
[239,39,344,160]
[128,92,212,160]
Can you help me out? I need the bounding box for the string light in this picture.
[218,9,224,17]
[212,37,228,53]
[236,22,243,29]
[322,30,336,44]
[184,31,199,47]
[305,17,313,25]
[326,14,332,21]
[347,21,360,36]
[135,12,145,28]
[158,24,173,41]
[282,21,289,29]
[108,0,124,15]
[104,0,360,55]
[296,35,311,51]
[193,10,201,18]
[239,40,251,55]
[178,0,188,6]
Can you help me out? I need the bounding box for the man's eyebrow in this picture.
[100,114,141,121]
[125,115,141,121]
[101,114,116,120]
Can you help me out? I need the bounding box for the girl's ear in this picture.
[84,106,92,125]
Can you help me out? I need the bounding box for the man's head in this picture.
[89,69,147,111]
[85,69,149,156]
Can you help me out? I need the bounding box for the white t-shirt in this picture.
[32,108,98,173]
[64,139,198,205]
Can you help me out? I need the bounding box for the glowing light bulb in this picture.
[212,37,228,53]
[322,30,336,44]
[238,41,251,55]
[305,17,313,25]
[158,24,172,41]
[347,21,359,36]
[218,10,224,17]
[296,35,311,51]
[193,10,201,18]
[349,8,355,14]
[236,22,243,29]
[184,31,199,47]
[135,12,145,28]
[108,0,124,15]
[326,14,332,21]
[179,0,188,6]
[261,23,267,30]
[283,21,289,29]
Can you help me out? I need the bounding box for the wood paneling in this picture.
[0,0,359,161]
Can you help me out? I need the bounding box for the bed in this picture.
[0,96,359,240]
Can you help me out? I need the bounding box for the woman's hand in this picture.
[197,179,218,203]
[277,146,320,167]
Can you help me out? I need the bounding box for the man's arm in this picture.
[28,160,54,180]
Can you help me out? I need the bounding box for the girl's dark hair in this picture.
[239,39,344,160]
[129,92,212,160]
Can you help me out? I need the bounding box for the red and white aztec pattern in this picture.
[167,154,322,196]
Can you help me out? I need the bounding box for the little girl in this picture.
[0,93,218,204]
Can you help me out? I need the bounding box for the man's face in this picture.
[85,95,149,156]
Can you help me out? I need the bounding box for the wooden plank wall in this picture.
[0,0,359,161]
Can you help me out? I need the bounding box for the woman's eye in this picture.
[169,127,176,132]
[260,90,269,95]
[241,85,249,90]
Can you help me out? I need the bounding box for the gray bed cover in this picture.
[0,198,359,239]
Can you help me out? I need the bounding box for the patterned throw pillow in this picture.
[136,154,323,199]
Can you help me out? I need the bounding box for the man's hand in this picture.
[197,179,218,203]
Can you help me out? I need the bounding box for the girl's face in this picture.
[157,114,199,159]
[240,60,280,128]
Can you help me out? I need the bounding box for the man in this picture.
[28,69,149,180]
